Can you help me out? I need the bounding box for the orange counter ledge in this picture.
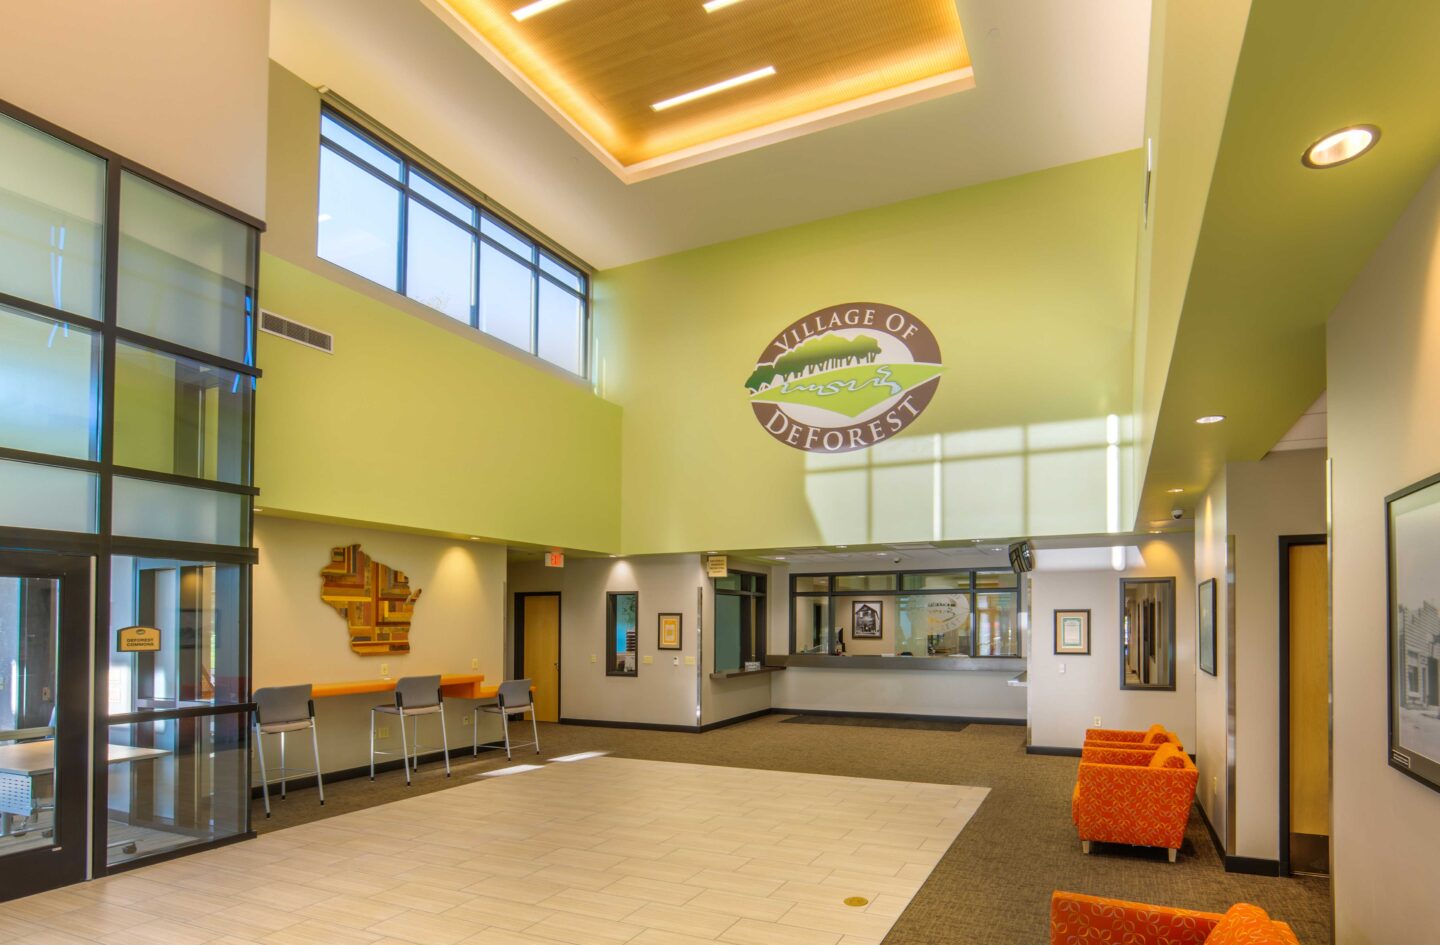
[311,674,491,700]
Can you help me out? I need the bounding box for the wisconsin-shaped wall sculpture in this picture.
[319,544,422,655]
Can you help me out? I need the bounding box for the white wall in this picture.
[771,668,1024,719]
[2,0,270,218]
[1327,162,1440,944]
[510,556,706,728]
[253,516,508,773]
[1027,535,1197,749]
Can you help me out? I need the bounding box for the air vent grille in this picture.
[260,309,333,353]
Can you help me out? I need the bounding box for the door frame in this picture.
[0,549,94,901]
[514,592,561,721]
[1277,533,1328,878]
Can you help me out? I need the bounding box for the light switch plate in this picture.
[590,654,597,663]
[672,657,679,666]
[380,663,389,677]
[642,655,653,664]
[471,657,479,669]
[1058,662,1066,674]
[684,656,696,665]
[1093,715,1102,726]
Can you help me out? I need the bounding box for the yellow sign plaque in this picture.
[706,555,729,578]
[116,625,161,653]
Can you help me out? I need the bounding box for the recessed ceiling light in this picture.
[253,507,264,512]
[1166,488,1184,494]
[468,536,480,540]
[1303,125,1379,169]
[511,0,570,21]
[1195,415,1226,425]
[775,556,786,560]
[836,545,848,549]
[652,66,776,112]
[703,0,746,10]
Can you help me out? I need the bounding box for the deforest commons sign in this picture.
[744,303,944,453]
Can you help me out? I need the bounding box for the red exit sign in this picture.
[544,551,565,568]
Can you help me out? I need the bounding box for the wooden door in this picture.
[522,595,560,723]
[1288,542,1330,874]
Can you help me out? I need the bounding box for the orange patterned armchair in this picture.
[1050,891,1300,944]
[1072,742,1198,861]
[1083,723,1183,753]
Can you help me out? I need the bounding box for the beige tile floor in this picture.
[0,756,987,945]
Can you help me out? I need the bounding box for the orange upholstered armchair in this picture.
[1050,891,1300,944]
[1083,723,1183,753]
[1072,743,1198,861]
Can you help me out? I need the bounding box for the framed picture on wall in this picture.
[1198,578,1218,676]
[851,600,883,638]
[1053,609,1090,655]
[1386,473,1440,794]
[657,612,683,650]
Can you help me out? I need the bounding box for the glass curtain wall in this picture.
[0,105,259,875]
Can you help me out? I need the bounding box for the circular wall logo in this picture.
[745,303,943,453]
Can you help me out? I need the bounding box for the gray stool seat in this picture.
[252,684,324,818]
[370,675,451,786]
[474,678,540,760]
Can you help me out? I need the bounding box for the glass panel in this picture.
[539,252,584,292]
[108,557,247,713]
[713,574,740,591]
[320,114,402,180]
[105,714,247,866]
[317,146,401,290]
[607,592,637,675]
[1122,579,1174,687]
[0,575,61,859]
[740,574,757,593]
[833,573,897,592]
[901,572,970,590]
[481,215,533,260]
[793,575,829,593]
[0,113,105,318]
[0,304,99,460]
[111,477,246,546]
[480,242,535,351]
[792,595,830,654]
[974,571,1019,589]
[898,594,971,656]
[715,594,742,672]
[538,279,584,374]
[975,592,1020,657]
[405,199,475,324]
[113,341,252,484]
[0,459,97,533]
[410,171,474,224]
[118,174,253,363]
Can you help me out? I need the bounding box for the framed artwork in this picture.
[657,612,683,650]
[1053,609,1090,655]
[1386,473,1440,794]
[851,600,883,638]
[1198,578,1218,676]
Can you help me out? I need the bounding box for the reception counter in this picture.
[768,656,1026,721]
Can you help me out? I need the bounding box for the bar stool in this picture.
[474,678,539,760]
[370,675,451,786]
[252,684,324,818]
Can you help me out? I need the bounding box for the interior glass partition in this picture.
[0,102,259,892]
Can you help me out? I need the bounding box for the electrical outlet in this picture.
[684,656,696,665]
[380,663,390,677]
[1058,662,1066,674]
[471,657,479,670]
[41,686,51,701]
[672,656,679,666]
[462,714,472,726]
[1093,716,1102,727]
[642,655,653,665]
[377,727,390,739]
[590,654,597,663]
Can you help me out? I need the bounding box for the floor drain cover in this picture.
[843,897,869,908]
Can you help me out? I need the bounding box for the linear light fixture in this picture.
[652,66,777,112]
[703,0,747,11]
[511,0,570,22]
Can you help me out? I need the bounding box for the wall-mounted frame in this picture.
[1385,472,1440,794]
[851,600,883,638]
[1053,609,1090,655]
[657,612,683,650]
[605,591,638,677]
[1198,578,1218,676]
[1119,577,1177,691]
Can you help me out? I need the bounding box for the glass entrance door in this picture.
[0,551,91,900]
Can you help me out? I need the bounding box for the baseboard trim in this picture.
[699,708,772,732]
[559,717,700,733]
[774,708,1025,725]
[1026,745,1083,757]
[250,745,499,799]
[1225,855,1282,877]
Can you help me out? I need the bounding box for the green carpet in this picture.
[253,715,1331,944]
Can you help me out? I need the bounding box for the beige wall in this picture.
[1193,472,1230,842]
[253,516,509,773]
[1328,163,1440,944]
[1027,535,1197,750]
[1,1,269,218]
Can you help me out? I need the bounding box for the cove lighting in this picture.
[1303,125,1379,169]
[1195,415,1226,425]
[652,66,777,112]
[703,0,747,10]
[1166,488,1184,494]
[511,0,570,21]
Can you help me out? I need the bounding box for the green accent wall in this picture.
[596,151,1143,554]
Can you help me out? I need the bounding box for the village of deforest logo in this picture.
[745,303,943,453]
